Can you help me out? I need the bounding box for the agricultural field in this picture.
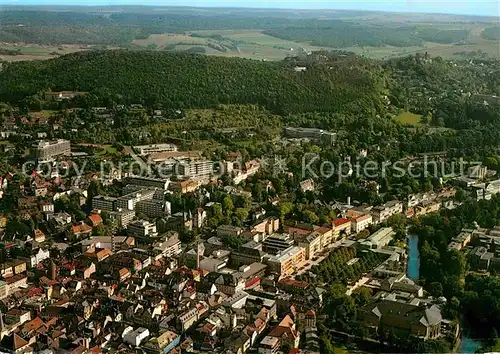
[0,43,88,62]
[131,23,500,61]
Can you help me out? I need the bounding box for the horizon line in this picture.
[1,3,498,19]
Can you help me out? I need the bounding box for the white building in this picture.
[28,248,51,268]
[123,327,150,346]
[175,160,213,179]
[127,220,158,238]
[134,144,177,156]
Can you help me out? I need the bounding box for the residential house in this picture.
[267,314,300,350]
[87,214,103,227]
[70,222,92,240]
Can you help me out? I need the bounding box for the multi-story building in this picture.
[231,246,267,267]
[27,247,51,268]
[296,232,323,260]
[125,176,170,190]
[32,139,71,160]
[264,246,306,278]
[447,229,474,251]
[136,199,171,218]
[473,179,500,201]
[250,217,280,235]
[153,233,182,258]
[133,144,177,156]
[117,189,156,211]
[217,225,244,238]
[127,220,158,238]
[332,218,352,239]
[414,200,441,217]
[468,165,488,179]
[345,210,372,233]
[371,200,403,224]
[124,327,150,347]
[284,127,336,146]
[107,209,135,227]
[262,234,294,254]
[175,160,213,179]
[179,308,198,332]
[92,195,117,212]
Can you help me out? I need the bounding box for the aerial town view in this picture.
[0,1,499,353]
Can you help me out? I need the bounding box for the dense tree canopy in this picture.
[0,50,384,115]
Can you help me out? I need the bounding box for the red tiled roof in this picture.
[333,218,350,226]
[72,223,92,234]
[88,214,103,226]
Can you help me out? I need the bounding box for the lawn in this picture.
[29,110,57,118]
[395,111,423,126]
[96,145,118,156]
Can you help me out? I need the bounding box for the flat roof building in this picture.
[32,139,71,160]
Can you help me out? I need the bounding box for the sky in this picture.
[4,0,500,17]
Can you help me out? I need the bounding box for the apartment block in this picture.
[264,246,306,278]
[136,199,171,218]
[175,160,213,179]
[117,189,156,211]
[107,209,136,227]
[92,195,117,212]
[32,139,71,160]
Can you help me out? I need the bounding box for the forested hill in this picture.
[0,50,384,115]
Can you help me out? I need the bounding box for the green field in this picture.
[96,145,118,156]
[129,25,500,61]
[395,111,423,126]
